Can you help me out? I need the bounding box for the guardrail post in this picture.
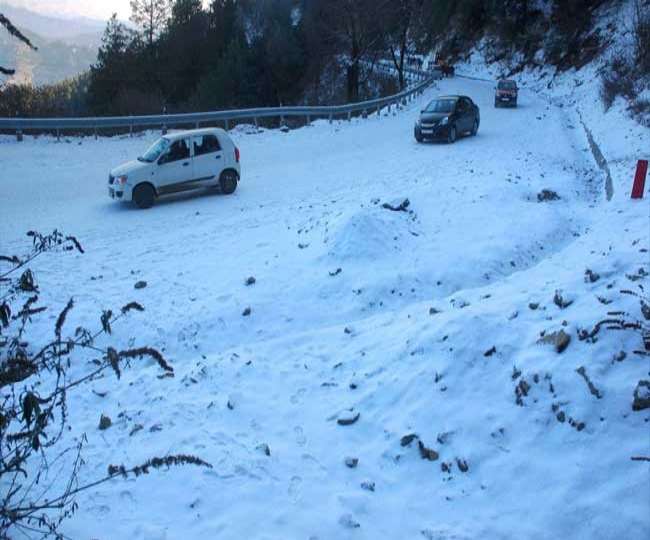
[16,129,23,142]
[362,110,367,119]
[254,117,259,129]
[129,122,133,137]
[56,128,60,142]
[195,122,199,129]
[347,111,351,121]
[225,119,230,131]
[306,115,310,125]
[280,114,285,128]
[162,124,167,135]
[328,113,333,124]
[94,126,98,140]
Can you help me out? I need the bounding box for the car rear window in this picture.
[194,135,221,156]
[498,81,517,90]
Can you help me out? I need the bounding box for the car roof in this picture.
[498,79,517,84]
[163,127,227,142]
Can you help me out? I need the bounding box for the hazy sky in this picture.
[6,0,136,21]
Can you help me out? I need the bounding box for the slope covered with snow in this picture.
[1,70,649,539]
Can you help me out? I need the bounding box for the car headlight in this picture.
[415,119,421,127]
[115,175,128,185]
[441,117,449,125]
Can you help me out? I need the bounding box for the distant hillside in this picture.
[0,2,102,85]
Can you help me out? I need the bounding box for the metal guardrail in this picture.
[1,68,441,140]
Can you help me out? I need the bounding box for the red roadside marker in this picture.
[631,159,648,199]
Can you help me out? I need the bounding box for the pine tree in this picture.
[130,0,170,47]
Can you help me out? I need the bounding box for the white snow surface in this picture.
[1,69,649,539]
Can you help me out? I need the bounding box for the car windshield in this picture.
[139,138,170,162]
[424,99,456,113]
[498,81,517,89]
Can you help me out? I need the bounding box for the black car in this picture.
[414,95,480,143]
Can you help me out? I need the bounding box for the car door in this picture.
[192,134,223,185]
[458,98,472,131]
[156,138,193,194]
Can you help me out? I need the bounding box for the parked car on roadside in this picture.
[494,79,518,107]
[108,128,241,209]
[414,95,480,143]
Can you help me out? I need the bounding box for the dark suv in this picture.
[414,95,480,143]
[495,79,518,107]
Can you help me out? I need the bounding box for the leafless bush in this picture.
[0,231,210,538]
[578,283,650,355]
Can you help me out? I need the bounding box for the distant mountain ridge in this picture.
[0,3,120,86]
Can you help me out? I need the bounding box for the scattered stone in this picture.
[382,198,410,212]
[576,366,603,399]
[515,379,530,406]
[441,462,452,473]
[584,269,600,283]
[339,514,361,529]
[245,276,256,286]
[436,431,452,445]
[129,423,144,436]
[344,457,359,468]
[553,290,573,309]
[508,311,519,320]
[280,125,290,133]
[569,418,586,431]
[400,433,418,447]
[512,365,522,380]
[529,302,539,310]
[360,480,375,492]
[484,346,496,357]
[344,326,353,335]
[337,411,360,426]
[538,329,571,353]
[632,380,650,411]
[329,268,342,277]
[298,243,309,249]
[98,414,112,430]
[537,189,560,202]
[613,351,626,362]
[429,307,441,315]
[418,440,439,461]
[456,458,469,472]
[149,423,163,432]
[256,443,271,456]
[556,411,566,423]
[134,280,147,289]
[242,307,252,317]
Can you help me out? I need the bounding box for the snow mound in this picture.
[325,204,418,261]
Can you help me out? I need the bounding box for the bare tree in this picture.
[319,0,391,102]
[386,0,426,90]
[130,0,171,47]
[0,13,37,76]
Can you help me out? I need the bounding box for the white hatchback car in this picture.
[108,128,241,208]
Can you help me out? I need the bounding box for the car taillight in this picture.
[235,147,240,163]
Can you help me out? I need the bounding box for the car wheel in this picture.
[415,131,423,143]
[133,183,155,209]
[471,119,479,136]
[494,100,499,108]
[219,170,238,195]
[447,124,457,144]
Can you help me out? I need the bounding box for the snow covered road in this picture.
[1,76,648,540]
